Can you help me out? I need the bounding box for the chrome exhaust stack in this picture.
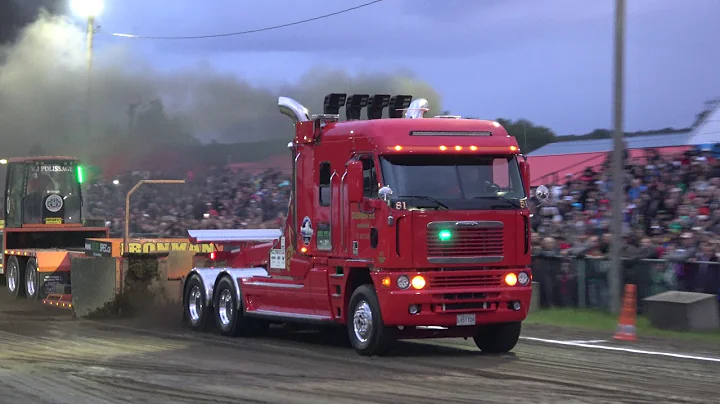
[278,96,311,124]
[404,98,429,119]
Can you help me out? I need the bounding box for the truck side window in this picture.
[319,162,331,206]
[361,156,378,198]
[6,164,25,227]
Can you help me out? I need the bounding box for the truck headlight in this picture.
[397,275,410,290]
[518,271,530,286]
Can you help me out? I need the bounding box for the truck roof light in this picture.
[394,145,403,151]
[323,93,347,115]
[439,145,447,151]
[454,146,462,151]
[367,94,390,120]
[388,95,412,118]
[510,146,518,151]
[345,94,369,120]
[470,146,478,151]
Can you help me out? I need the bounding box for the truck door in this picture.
[347,154,383,259]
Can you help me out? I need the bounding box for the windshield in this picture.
[23,162,82,224]
[379,154,526,210]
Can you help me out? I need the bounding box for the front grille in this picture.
[430,273,504,288]
[435,302,497,312]
[426,221,504,258]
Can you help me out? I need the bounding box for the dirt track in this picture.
[1,294,719,404]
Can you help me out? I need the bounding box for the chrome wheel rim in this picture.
[26,265,36,297]
[218,289,234,327]
[7,262,18,293]
[188,285,203,323]
[353,301,373,344]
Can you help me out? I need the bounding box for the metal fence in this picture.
[531,255,720,314]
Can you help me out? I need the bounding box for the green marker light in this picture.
[76,165,85,184]
[438,230,452,241]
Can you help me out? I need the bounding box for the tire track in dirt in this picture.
[1,305,720,403]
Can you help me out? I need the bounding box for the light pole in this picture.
[609,0,626,316]
[70,0,104,149]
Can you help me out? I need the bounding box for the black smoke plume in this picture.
[0,13,443,163]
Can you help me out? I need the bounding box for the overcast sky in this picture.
[89,0,720,136]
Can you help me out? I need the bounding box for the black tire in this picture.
[473,321,522,353]
[183,275,212,331]
[6,256,25,300]
[213,276,268,337]
[25,259,41,301]
[347,284,395,356]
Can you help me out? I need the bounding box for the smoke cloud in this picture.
[0,14,443,162]
[0,0,65,45]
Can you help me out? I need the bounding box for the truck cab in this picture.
[1,156,108,300]
[183,94,543,356]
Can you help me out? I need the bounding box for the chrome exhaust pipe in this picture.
[278,96,310,123]
[404,98,429,119]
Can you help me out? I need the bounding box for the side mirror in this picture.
[535,185,549,204]
[518,160,530,198]
[378,185,393,204]
[346,160,364,203]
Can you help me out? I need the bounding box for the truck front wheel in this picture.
[472,321,522,353]
[347,285,395,356]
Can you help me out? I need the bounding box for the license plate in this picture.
[456,313,476,326]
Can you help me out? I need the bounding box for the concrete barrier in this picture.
[644,291,720,332]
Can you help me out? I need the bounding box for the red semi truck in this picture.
[181,93,544,356]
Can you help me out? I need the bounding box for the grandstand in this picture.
[527,132,691,186]
[688,104,720,147]
[527,105,720,186]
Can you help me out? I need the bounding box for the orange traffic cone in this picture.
[613,284,637,341]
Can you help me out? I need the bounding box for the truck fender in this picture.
[185,267,225,307]
[344,266,373,310]
[211,267,270,309]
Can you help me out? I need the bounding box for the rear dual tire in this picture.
[6,256,26,300]
[6,257,41,301]
[183,275,213,331]
[25,259,41,301]
[212,276,268,337]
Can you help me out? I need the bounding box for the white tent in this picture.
[688,106,720,145]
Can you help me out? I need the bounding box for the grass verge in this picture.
[526,308,720,342]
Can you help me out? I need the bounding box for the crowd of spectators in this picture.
[530,147,719,260]
[530,146,720,304]
[83,146,719,265]
[84,166,290,238]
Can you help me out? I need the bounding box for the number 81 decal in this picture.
[395,201,407,210]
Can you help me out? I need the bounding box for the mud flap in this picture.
[70,256,120,318]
